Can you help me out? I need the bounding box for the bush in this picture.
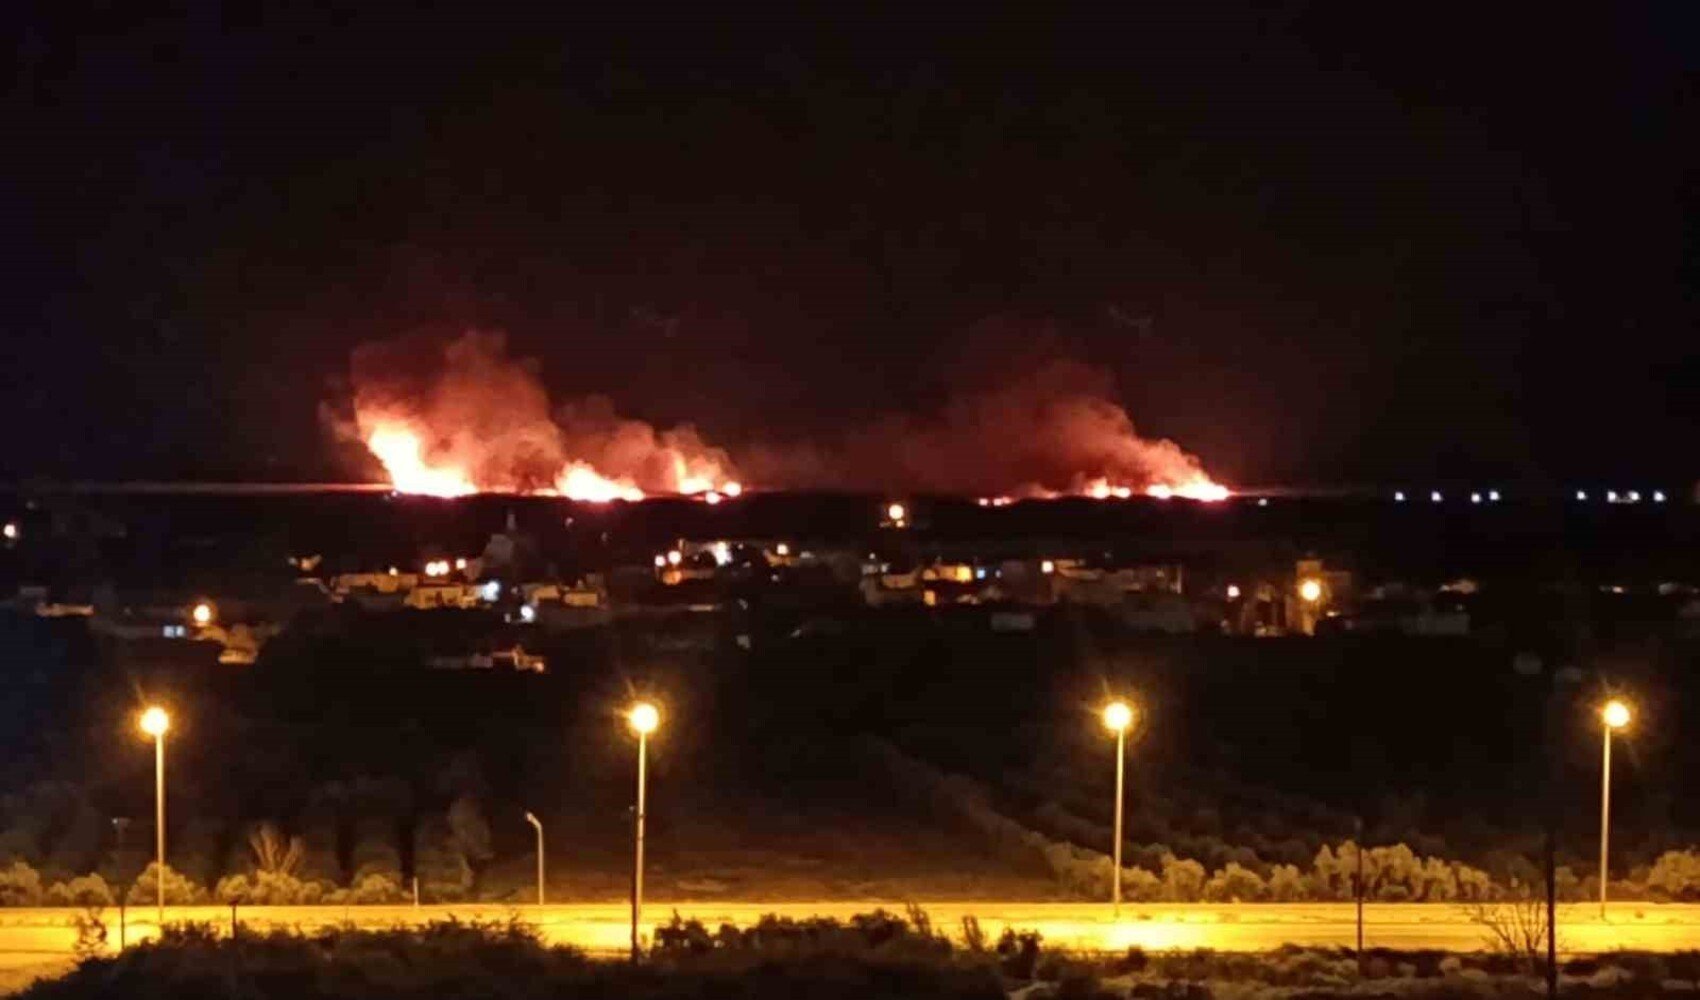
[46,874,114,907]
[349,816,402,885]
[70,908,109,959]
[1159,854,1206,901]
[1202,861,1266,902]
[996,927,1044,979]
[296,796,343,885]
[1121,865,1163,902]
[0,859,44,905]
[215,871,326,905]
[413,817,472,902]
[325,872,407,904]
[124,862,205,906]
[1646,849,1700,901]
[653,909,954,961]
[447,796,494,867]
[25,920,1014,1000]
[247,822,307,877]
[1267,864,1306,901]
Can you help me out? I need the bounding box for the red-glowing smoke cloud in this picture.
[742,359,1225,500]
[333,332,739,500]
[333,332,1225,501]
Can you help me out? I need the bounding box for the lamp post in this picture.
[1102,700,1135,916]
[1599,699,1631,919]
[137,707,170,925]
[524,812,545,906]
[627,702,660,959]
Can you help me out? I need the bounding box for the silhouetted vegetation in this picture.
[20,916,1700,999]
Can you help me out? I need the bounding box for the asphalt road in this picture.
[2,901,1699,968]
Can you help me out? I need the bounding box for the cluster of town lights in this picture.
[127,690,1643,939]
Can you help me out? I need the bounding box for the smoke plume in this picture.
[336,331,739,499]
[743,359,1218,498]
[334,331,1222,500]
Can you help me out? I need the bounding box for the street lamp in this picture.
[524,812,545,906]
[627,702,660,958]
[1298,579,1323,603]
[1599,698,1631,918]
[1102,700,1135,916]
[137,707,170,924]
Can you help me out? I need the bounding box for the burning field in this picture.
[332,332,1228,503]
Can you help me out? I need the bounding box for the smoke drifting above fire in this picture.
[741,358,1227,502]
[334,332,1226,503]
[335,332,740,501]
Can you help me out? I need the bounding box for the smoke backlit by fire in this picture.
[741,359,1230,502]
[338,333,1228,503]
[343,332,739,501]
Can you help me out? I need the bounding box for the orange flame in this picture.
[552,463,645,503]
[346,333,1229,503]
[1076,475,1230,503]
[350,334,744,501]
[365,423,477,498]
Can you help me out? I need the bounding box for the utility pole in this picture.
[1355,819,1365,969]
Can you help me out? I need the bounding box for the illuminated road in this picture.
[3,902,1700,969]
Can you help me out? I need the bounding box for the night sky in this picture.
[5,4,1695,487]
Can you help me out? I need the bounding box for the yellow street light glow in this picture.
[191,602,214,626]
[666,550,682,567]
[1226,584,1241,600]
[139,706,170,737]
[1298,579,1323,603]
[1602,699,1631,730]
[628,702,660,735]
[1103,700,1134,734]
[887,502,906,522]
[1041,559,1056,575]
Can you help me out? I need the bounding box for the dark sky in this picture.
[5,3,1696,487]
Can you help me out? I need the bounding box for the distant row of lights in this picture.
[1393,490,1503,504]
[1579,490,1666,504]
[1392,489,1668,504]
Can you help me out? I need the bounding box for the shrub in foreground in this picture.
[21,920,1007,1000]
[654,907,954,962]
